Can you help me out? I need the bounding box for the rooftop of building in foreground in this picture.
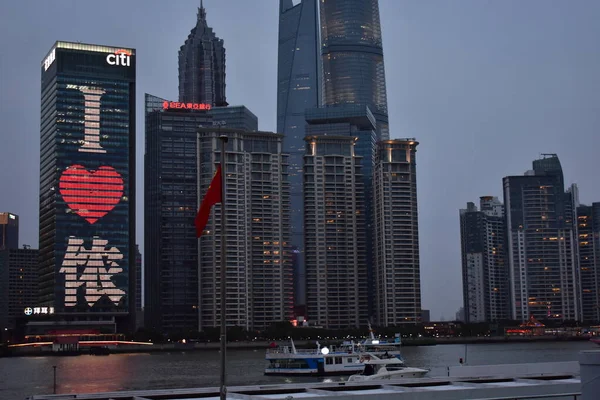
[30,369,582,400]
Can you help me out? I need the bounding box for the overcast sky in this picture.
[1,0,599,321]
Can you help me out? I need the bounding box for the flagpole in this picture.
[219,134,228,400]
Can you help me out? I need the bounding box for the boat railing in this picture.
[266,344,356,355]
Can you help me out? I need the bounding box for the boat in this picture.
[265,325,404,376]
[347,353,429,382]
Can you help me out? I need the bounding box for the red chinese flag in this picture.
[195,165,222,238]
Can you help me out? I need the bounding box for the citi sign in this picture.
[106,49,132,67]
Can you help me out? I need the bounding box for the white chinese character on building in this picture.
[59,236,126,307]
[33,307,41,314]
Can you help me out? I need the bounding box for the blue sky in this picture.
[1,0,599,320]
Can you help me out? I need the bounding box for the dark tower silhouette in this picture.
[178,2,226,106]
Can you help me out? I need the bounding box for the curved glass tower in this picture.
[277,0,320,307]
[320,0,389,140]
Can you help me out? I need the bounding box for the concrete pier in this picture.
[579,349,600,400]
[30,373,581,400]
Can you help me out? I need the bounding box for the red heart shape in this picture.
[59,165,124,224]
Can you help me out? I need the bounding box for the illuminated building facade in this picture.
[0,247,38,330]
[179,4,226,106]
[320,0,389,140]
[303,135,367,329]
[503,155,579,321]
[197,128,292,331]
[277,0,321,307]
[144,94,258,333]
[576,203,600,323]
[305,105,377,315]
[373,140,421,326]
[38,42,136,331]
[0,212,19,250]
[459,196,508,323]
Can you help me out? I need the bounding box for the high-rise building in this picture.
[179,3,226,106]
[39,42,136,331]
[319,0,389,140]
[277,0,321,308]
[576,203,600,323]
[303,135,367,329]
[373,140,421,326]
[144,94,258,333]
[135,244,143,330]
[135,245,142,312]
[459,197,508,323]
[210,106,258,132]
[0,212,19,250]
[305,105,377,315]
[503,154,579,321]
[197,128,292,331]
[0,247,38,330]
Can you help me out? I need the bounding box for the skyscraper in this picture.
[304,135,367,329]
[39,42,136,331]
[179,3,226,106]
[320,0,389,140]
[459,197,508,323]
[0,212,19,250]
[0,247,38,330]
[144,94,258,332]
[197,128,292,331]
[305,105,377,315]
[503,155,579,321]
[373,140,421,326]
[576,203,600,323]
[277,0,320,307]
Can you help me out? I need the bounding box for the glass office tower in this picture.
[0,212,19,250]
[277,0,321,307]
[39,42,136,328]
[144,94,259,333]
[320,0,389,140]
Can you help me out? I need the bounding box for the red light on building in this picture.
[162,101,211,111]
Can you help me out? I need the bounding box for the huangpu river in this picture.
[0,340,594,399]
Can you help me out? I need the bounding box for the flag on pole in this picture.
[195,165,222,238]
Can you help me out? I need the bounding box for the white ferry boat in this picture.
[265,329,404,376]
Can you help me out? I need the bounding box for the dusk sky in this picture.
[1,0,599,321]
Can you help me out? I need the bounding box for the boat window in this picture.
[268,358,310,369]
[335,357,342,364]
[347,358,354,363]
[326,358,333,365]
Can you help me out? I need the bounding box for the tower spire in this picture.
[198,0,206,21]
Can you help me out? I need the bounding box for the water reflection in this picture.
[0,341,594,400]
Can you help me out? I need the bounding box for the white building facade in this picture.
[373,140,421,326]
[197,129,293,331]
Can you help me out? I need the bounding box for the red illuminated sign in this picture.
[162,101,211,111]
[59,165,124,224]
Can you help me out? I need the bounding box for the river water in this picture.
[0,341,594,399]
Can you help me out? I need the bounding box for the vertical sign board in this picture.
[41,44,135,313]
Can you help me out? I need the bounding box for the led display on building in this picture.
[39,42,136,314]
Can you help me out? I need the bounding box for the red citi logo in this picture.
[106,49,131,67]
